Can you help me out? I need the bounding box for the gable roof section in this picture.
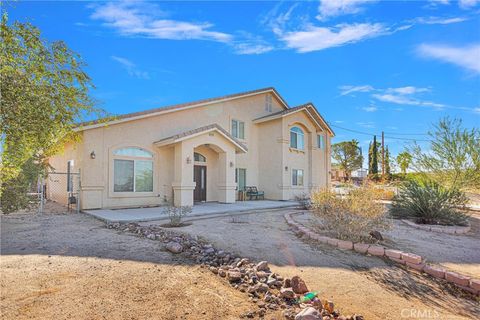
[77,87,289,131]
[154,124,248,153]
[253,103,335,136]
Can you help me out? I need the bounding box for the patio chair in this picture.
[245,186,265,200]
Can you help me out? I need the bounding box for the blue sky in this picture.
[6,0,480,166]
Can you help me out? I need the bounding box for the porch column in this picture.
[217,150,236,203]
[172,142,195,207]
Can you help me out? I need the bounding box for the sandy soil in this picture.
[160,210,479,320]
[1,213,255,320]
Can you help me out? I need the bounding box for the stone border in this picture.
[401,219,471,235]
[284,212,480,296]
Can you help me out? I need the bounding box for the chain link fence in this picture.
[41,171,81,214]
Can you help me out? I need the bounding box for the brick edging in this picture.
[284,212,480,296]
[401,219,470,235]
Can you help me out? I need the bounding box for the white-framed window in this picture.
[235,168,247,191]
[317,134,325,150]
[290,126,304,150]
[292,169,304,186]
[194,152,206,162]
[113,147,153,192]
[265,95,272,112]
[232,119,245,139]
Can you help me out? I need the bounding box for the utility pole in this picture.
[381,131,385,177]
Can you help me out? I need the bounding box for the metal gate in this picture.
[40,170,81,214]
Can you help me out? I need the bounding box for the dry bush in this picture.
[310,186,390,243]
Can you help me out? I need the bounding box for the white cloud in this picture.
[413,16,468,25]
[339,85,375,96]
[362,105,378,112]
[90,1,232,42]
[474,107,480,114]
[233,43,274,55]
[316,0,376,21]
[372,93,445,109]
[281,23,387,53]
[386,86,430,95]
[417,44,480,74]
[459,0,480,9]
[111,56,149,79]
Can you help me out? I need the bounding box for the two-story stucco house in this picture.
[49,87,334,209]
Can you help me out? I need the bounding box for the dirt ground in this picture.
[299,211,480,279]
[0,213,255,320]
[159,210,479,320]
[2,209,479,320]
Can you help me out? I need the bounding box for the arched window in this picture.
[113,147,153,192]
[290,126,304,150]
[194,152,206,162]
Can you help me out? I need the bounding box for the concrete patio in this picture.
[83,200,300,223]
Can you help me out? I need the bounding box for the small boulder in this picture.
[227,270,242,282]
[256,261,269,271]
[218,269,227,277]
[369,230,383,241]
[291,276,309,294]
[165,241,183,254]
[295,307,322,320]
[280,288,296,299]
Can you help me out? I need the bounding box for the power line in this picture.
[328,123,432,142]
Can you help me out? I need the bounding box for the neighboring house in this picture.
[49,87,334,209]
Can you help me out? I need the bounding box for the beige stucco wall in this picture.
[50,92,332,209]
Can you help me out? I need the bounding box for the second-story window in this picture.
[232,119,245,139]
[290,126,304,150]
[265,95,272,112]
[317,134,325,150]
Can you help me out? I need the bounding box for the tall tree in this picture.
[396,151,412,175]
[385,146,391,177]
[0,14,105,209]
[410,117,480,190]
[332,140,363,181]
[368,135,379,174]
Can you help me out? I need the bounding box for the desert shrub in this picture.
[295,193,311,209]
[310,186,390,243]
[163,205,192,226]
[390,180,468,226]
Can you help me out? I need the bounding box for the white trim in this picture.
[76,89,287,132]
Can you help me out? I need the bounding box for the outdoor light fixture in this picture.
[186,156,192,164]
[90,151,96,159]
[230,161,234,167]
[285,166,288,171]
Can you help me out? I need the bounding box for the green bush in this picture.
[390,180,468,226]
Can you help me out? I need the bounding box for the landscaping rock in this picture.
[280,287,296,299]
[445,271,470,287]
[423,265,446,279]
[401,252,422,264]
[227,270,242,282]
[353,243,369,254]
[165,241,183,253]
[291,276,309,294]
[369,230,383,241]
[295,307,322,320]
[367,245,385,256]
[256,261,269,271]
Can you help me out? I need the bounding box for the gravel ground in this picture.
[159,209,479,320]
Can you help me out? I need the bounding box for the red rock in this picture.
[291,276,309,294]
[327,238,339,246]
[406,262,425,271]
[470,279,480,291]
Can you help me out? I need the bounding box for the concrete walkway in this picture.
[84,200,300,223]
